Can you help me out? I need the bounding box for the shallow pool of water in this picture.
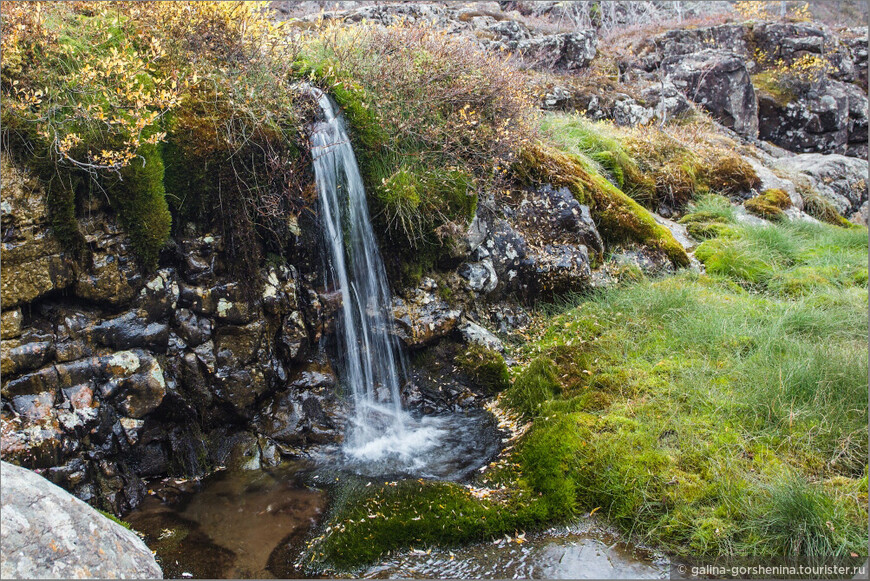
[363,521,669,579]
[125,464,325,579]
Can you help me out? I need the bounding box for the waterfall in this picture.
[308,87,502,480]
[308,88,414,455]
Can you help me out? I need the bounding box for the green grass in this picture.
[97,508,134,531]
[455,344,511,395]
[503,216,868,557]
[541,113,652,195]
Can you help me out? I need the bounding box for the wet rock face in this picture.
[757,80,868,158]
[0,158,329,514]
[0,157,76,308]
[663,49,759,137]
[1,461,163,579]
[392,278,462,348]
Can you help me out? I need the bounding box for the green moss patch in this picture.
[455,344,510,395]
[744,188,792,219]
[104,144,171,269]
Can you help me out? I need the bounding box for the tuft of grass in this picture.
[746,475,866,558]
[502,356,559,418]
[455,344,511,395]
[97,508,134,531]
[744,188,792,219]
[704,156,761,197]
[802,188,859,228]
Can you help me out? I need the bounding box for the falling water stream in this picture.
[308,87,495,479]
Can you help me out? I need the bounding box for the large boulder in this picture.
[640,23,749,68]
[663,49,758,137]
[773,153,868,219]
[1,461,162,579]
[515,31,597,70]
[757,79,868,158]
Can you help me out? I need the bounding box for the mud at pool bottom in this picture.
[125,465,326,579]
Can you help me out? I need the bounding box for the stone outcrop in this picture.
[634,21,867,156]
[773,153,869,219]
[1,157,77,307]
[1,461,162,579]
[663,49,759,137]
[0,157,336,514]
[756,79,868,158]
[474,184,603,300]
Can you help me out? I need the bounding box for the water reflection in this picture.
[125,465,325,579]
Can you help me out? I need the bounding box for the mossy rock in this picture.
[744,188,791,220]
[514,142,690,268]
[104,144,172,269]
[455,344,511,394]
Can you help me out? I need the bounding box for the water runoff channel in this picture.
[125,88,665,579]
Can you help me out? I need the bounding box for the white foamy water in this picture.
[308,88,503,480]
[309,87,452,475]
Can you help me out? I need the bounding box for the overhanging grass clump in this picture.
[541,113,760,211]
[296,23,534,282]
[455,344,511,395]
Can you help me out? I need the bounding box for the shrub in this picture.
[298,22,535,277]
[455,344,511,394]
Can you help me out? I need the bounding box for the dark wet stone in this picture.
[663,49,758,137]
[84,311,170,352]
